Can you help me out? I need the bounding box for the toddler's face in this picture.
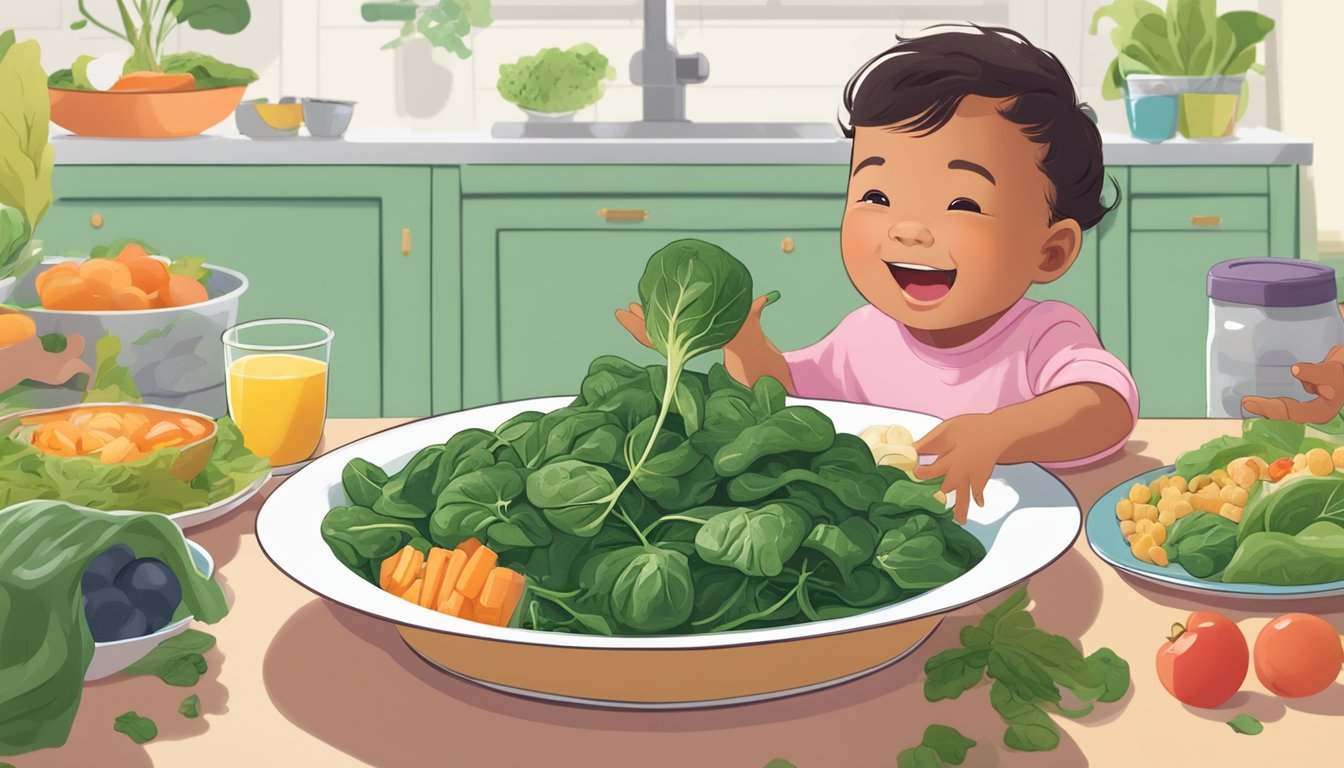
[841,96,1082,333]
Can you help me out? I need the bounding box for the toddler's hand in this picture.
[615,302,654,349]
[1241,345,1344,424]
[912,413,1007,525]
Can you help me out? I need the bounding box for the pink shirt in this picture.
[783,299,1139,469]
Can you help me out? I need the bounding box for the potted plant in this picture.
[497,44,617,119]
[46,1,259,138]
[0,30,53,303]
[1091,0,1275,139]
[362,1,493,58]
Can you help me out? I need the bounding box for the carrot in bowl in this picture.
[110,71,196,92]
[0,313,36,348]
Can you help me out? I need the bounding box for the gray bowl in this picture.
[302,98,355,138]
[235,98,302,139]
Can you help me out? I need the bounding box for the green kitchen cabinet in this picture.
[42,166,436,417]
[1124,166,1298,417]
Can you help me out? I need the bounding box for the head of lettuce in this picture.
[0,500,228,756]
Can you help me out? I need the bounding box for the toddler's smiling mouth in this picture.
[886,261,957,302]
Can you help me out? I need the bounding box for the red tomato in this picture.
[1254,613,1344,698]
[1156,611,1248,708]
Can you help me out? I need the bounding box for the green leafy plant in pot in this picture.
[1091,0,1275,139]
[497,44,616,118]
[362,1,493,58]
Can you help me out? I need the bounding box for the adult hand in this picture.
[1242,345,1344,424]
[912,413,1006,525]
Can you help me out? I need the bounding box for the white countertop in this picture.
[50,126,1312,166]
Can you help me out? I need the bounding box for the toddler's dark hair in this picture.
[841,23,1118,230]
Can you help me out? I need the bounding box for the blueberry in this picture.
[114,558,182,628]
[115,608,150,641]
[82,544,135,595]
[84,587,134,642]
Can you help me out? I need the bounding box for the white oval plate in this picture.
[169,471,271,530]
[257,396,1081,650]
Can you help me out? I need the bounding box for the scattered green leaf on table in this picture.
[123,629,216,686]
[113,711,157,744]
[763,760,797,768]
[1227,713,1263,735]
[179,694,201,719]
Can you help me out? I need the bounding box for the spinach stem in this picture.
[710,563,812,633]
[642,514,708,537]
[690,577,749,627]
[614,507,651,547]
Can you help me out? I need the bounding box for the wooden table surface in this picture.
[21,418,1344,768]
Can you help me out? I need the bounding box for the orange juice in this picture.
[227,353,327,465]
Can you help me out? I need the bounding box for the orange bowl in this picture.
[49,86,247,138]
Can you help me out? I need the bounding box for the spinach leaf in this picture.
[527,460,619,537]
[430,464,525,548]
[728,436,888,512]
[179,694,201,719]
[751,375,788,418]
[575,356,658,429]
[713,406,835,476]
[342,458,389,508]
[639,238,753,364]
[628,416,718,510]
[1241,417,1304,456]
[800,517,878,582]
[647,364,708,435]
[320,505,418,577]
[486,503,553,550]
[1239,475,1344,543]
[690,391,759,459]
[122,629,216,687]
[1227,713,1264,735]
[989,681,1060,752]
[593,545,694,633]
[924,647,990,702]
[431,428,500,494]
[694,503,809,578]
[1084,648,1131,704]
[113,711,158,744]
[1222,521,1344,586]
[1162,512,1238,578]
[1174,436,1278,479]
[919,724,976,765]
[874,515,977,590]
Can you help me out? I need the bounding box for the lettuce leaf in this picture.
[0,416,268,513]
[81,334,141,404]
[0,500,227,756]
[0,31,54,282]
[159,51,258,88]
[496,44,616,113]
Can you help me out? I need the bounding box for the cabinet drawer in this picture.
[1130,196,1268,231]
[1129,166,1269,195]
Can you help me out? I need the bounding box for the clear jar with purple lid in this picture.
[1207,258,1344,417]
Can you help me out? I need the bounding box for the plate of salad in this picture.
[257,238,1083,707]
[1087,417,1344,598]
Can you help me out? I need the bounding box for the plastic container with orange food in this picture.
[6,403,218,481]
[10,249,248,418]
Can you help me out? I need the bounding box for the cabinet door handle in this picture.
[598,208,648,222]
[1191,215,1222,227]
[781,236,795,253]
[401,228,412,256]
[90,212,104,229]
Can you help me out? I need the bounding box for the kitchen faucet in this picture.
[631,0,709,122]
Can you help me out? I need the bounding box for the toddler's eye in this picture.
[858,190,890,206]
[948,197,982,213]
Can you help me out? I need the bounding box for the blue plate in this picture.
[1086,465,1344,599]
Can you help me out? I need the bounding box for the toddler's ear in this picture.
[1033,219,1083,285]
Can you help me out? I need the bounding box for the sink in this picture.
[490,121,841,140]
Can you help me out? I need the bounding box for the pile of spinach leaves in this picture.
[1161,417,1344,586]
[321,239,984,635]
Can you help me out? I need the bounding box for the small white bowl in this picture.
[85,538,215,681]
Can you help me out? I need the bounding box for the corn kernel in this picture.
[1249,455,1269,473]
[1293,454,1307,473]
[1173,499,1194,518]
[1189,474,1210,492]
[1158,508,1176,526]
[1160,486,1180,500]
[1119,520,1137,537]
[1306,448,1333,477]
[1128,484,1150,504]
[1138,504,1160,522]
[1131,534,1157,562]
[1157,496,1176,514]
[1333,447,1344,470]
[1151,522,1168,545]
[1135,518,1153,535]
[1169,476,1189,494]
[1225,486,1249,507]
[1210,469,1229,485]
[1219,503,1244,523]
[1116,499,1134,521]
[1219,484,1238,502]
[1231,462,1260,489]
[1149,546,1170,567]
[1149,479,1164,500]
